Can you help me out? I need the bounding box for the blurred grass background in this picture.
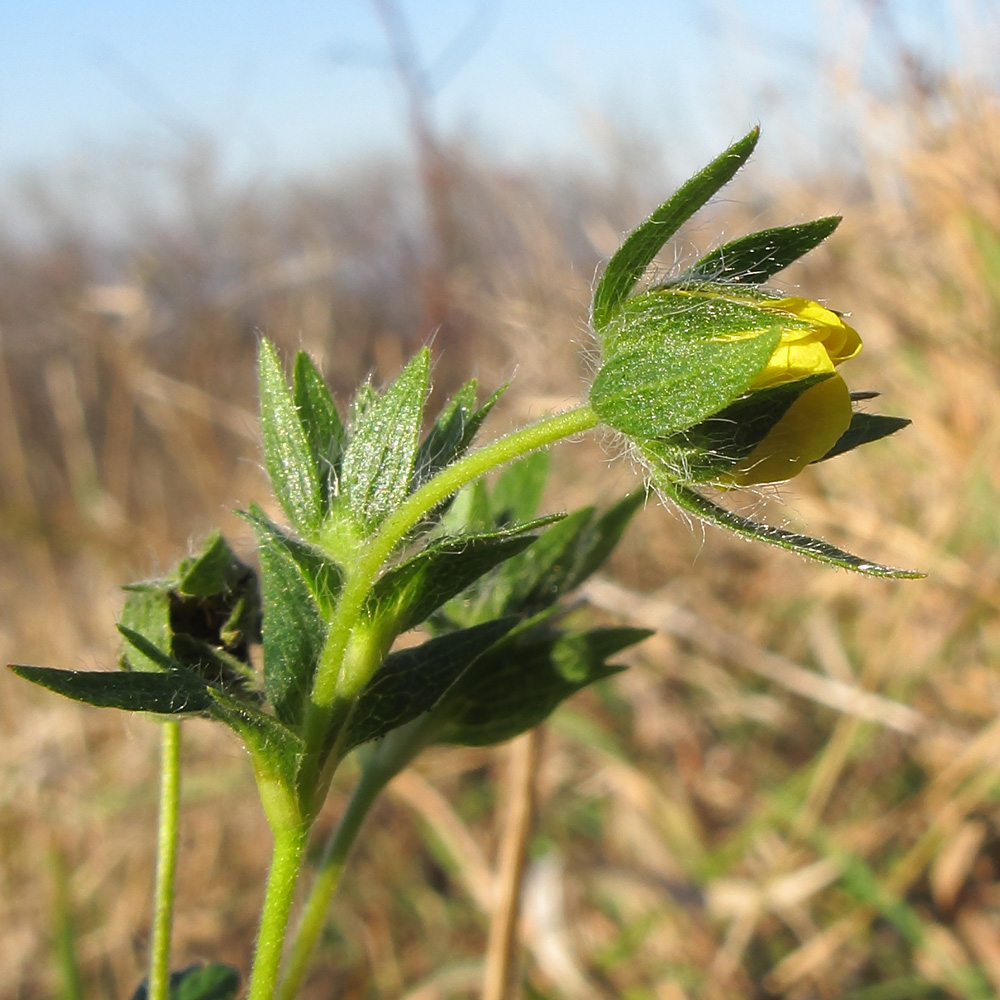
[5,4,1000,999]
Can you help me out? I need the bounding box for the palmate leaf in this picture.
[343,618,517,751]
[592,127,760,331]
[590,291,783,437]
[342,349,430,534]
[679,216,841,286]
[658,478,924,578]
[258,340,323,537]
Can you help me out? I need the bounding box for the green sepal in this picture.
[258,340,323,537]
[658,478,924,578]
[253,518,328,727]
[678,216,841,286]
[8,663,216,715]
[343,618,518,752]
[816,411,912,463]
[433,625,652,746]
[590,290,783,437]
[118,624,181,673]
[367,520,559,638]
[592,127,759,331]
[173,532,255,605]
[118,585,172,673]
[241,504,343,618]
[129,962,241,1000]
[342,348,430,534]
[645,374,833,483]
[292,351,346,515]
[413,381,506,489]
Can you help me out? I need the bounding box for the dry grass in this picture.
[6,33,1000,1000]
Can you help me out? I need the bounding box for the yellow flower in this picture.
[723,298,862,487]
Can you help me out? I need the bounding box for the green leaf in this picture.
[680,217,841,285]
[344,618,518,751]
[206,689,303,794]
[293,351,346,513]
[258,339,323,537]
[9,664,215,715]
[129,962,241,1000]
[254,520,328,727]
[342,349,430,534]
[658,478,924,579]
[368,525,550,636]
[590,291,782,437]
[592,127,759,331]
[489,491,642,619]
[413,381,505,489]
[435,625,651,746]
[816,412,912,462]
[562,489,646,590]
[490,449,550,524]
[241,504,343,618]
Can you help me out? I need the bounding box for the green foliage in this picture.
[645,373,833,483]
[258,340,325,538]
[592,127,759,330]
[658,479,923,578]
[432,624,651,747]
[7,127,922,1000]
[291,351,346,514]
[344,618,519,751]
[590,290,784,437]
[818,411,913,462]
[678,216,842,285]
[341,349,429,534]
[253,518,328,728]
[130,964,241,1000]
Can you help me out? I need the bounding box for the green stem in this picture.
[297,403,601,802]
[277,758,395,1000]
[246,823,310,1000]
[149,720,182,1000]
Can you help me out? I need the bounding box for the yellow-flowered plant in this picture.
[9,126,921,1000]
[589,128,917,576]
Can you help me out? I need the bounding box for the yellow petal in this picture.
[758,297,862,366]
[723,375,853,486]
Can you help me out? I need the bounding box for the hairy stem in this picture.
[148,720,181,1000]
[297,404,601,804]
[277,760,393,1000]
[246,823,310,1000]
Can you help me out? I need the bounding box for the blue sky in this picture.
[0,1,971,192]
